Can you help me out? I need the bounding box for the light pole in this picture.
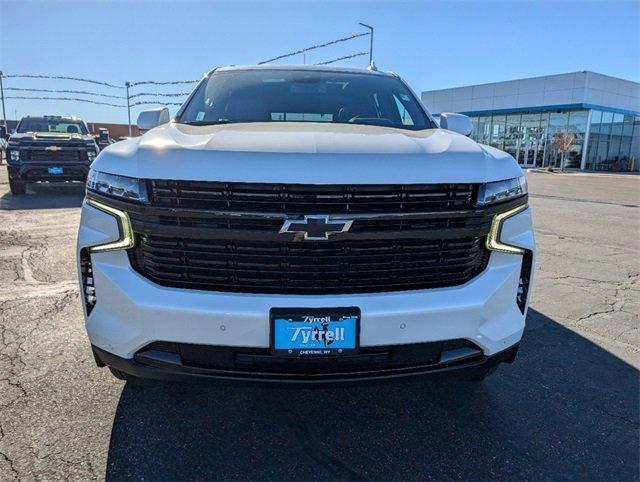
[359,23,374,67]
[0,71,7,129]
[125,81,132,137]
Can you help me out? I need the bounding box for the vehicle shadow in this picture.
[105,309,639,481]
[0,182,85,210]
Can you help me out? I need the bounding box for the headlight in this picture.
[477,175,527,206]
[87,169,147,203]
[10,150,20,161]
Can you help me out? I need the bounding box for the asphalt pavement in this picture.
[0,169,638,481]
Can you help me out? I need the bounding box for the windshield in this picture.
[17,118,88,134]
[178,70,433,130]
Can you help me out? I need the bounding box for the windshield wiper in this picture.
[180,119,235,126]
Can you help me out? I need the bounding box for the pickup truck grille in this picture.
[114,180,505,295]
[150,180,476,213]
[23,150,83,162]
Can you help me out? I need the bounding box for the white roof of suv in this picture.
[212,64,395,77]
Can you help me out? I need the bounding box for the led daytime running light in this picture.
[86,199,135,252]
[486,204,528,254]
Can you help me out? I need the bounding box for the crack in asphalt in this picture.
[0,450,19,480]
[540,272,640,354]
[0,225,82,480]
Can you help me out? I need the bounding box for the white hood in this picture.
[92,122,522,184]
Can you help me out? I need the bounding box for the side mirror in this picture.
[439,112,473,136]
[136,107,170,133]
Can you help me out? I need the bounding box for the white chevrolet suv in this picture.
[77,65,534,383]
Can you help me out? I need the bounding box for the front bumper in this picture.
[8,163,90,182]
[92,342,520,384]
[77,200,535,381]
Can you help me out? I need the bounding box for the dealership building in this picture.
[422,71,640,172]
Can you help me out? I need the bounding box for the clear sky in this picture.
[1,0,639,124]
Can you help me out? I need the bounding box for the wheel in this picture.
[9,177,26,195]
[109,367,133,381]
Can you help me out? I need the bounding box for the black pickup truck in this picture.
[6,115,99,195]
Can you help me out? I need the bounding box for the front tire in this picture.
[9,177,26,195]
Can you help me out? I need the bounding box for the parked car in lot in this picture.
[0,126,7,163]
[6,115,99,194]
[77,65,535,384]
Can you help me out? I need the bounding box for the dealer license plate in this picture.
[270,307,360,356]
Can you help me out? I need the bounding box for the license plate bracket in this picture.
[270,307,360,357]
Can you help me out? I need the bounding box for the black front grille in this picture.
[97,179,514,295]
[128,211,491,234]
[129,235,489,294]
[150,180,476,213]
[24,150,83,162]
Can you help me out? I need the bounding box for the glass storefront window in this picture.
[489,115,506,150]
[469,116,480,138]
[610,135,622,159]
[465,108,637,172]
[600,112,613,135]
[586,110,603,170]
[634,116,640,172]
[476,116,491,144]
[503,114,521,160]
[565,110,589,168]
[622,115,634,137]
[546,112,570,168]
[587,110,636,171]
[538,112,550,166]
[621,139,632,159]
[519,113,543,166]
[597,139,609,165]
[611,113,624,136]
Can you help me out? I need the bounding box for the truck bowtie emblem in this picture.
[280,215,353,241]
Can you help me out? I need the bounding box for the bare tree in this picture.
[551,130,575,171]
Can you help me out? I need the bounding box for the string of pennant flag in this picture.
[0,29,372,128]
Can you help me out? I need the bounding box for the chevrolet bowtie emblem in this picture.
[46,146,61,152]
[280,215,353,241]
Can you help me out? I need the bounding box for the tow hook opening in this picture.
[517,249,533,314]
[80,248,96,315]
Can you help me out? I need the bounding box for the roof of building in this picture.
[421,71,640,116]
[424,71,639,92]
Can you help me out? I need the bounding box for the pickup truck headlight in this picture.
[477,175,527,206]
[87,169,148,203]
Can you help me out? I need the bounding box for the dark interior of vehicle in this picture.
[180,70,432,130]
